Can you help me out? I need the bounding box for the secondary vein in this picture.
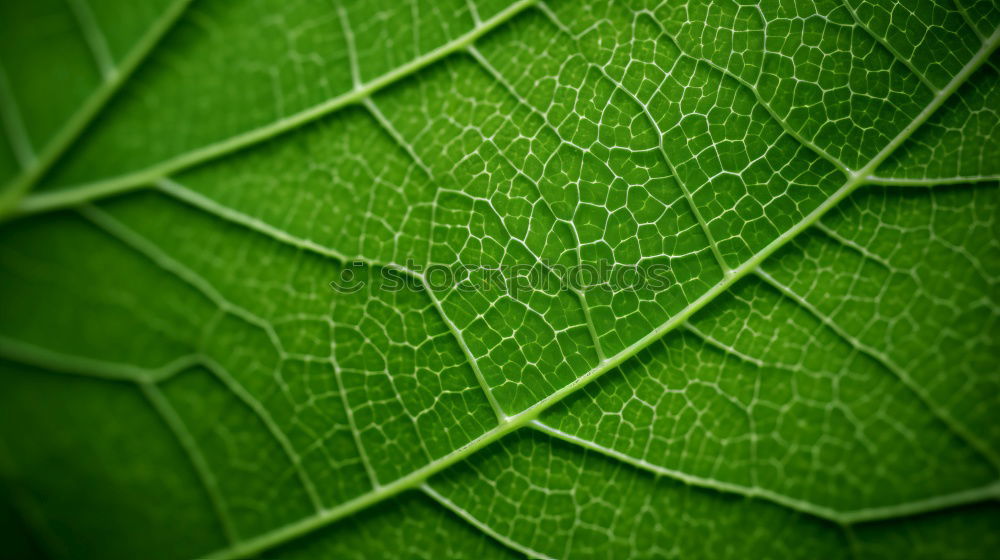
[10,0,541,219]
[0,0,195,216]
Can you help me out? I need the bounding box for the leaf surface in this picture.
[0,0,998,558]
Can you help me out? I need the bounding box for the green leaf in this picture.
[0,1,998,558]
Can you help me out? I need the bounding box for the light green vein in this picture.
[155,177,422,278]
[361,96,508,422]
[66,0,118,82]
[538,3,738,276]
[422,484,554,559]
[330,357,381,489]
[954,0,988,42]
[0,62,35,169]
[839,0,941,93]
[0,0,195,216]
[77,205,324,513]
[0,335,199,383]
[864,174,1000,186]
[139,381,239,544]
[754,267,1000,471]
[637,8,853,175]
[11,0,540,218]
[531,420,1000,525]
[466,43,610,361]
[78,204,287,355]
[812,221,895,271]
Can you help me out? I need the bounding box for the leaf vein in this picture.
[0,0,195,215]
[754,267,1000,471]
[422,483,554,559]
[531,419,1000,524]
[11,0,541,218]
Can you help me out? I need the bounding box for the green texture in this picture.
[0,0,998,558]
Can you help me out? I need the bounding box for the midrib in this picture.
[201,24,1000,560]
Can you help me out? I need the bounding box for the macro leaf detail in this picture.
[0,0,998,558]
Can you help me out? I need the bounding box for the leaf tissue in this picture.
[0,0,998,558]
